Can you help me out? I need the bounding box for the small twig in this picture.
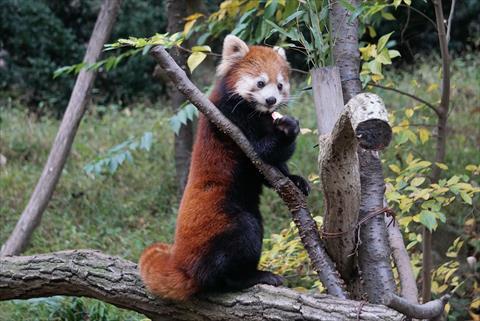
[399,4,437,30]
[291,67,309,74]
[446,0,456,44]
[368,82,440,116]
[176,45,222,57]
[400,5,411,46]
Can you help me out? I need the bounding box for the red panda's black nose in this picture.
[266,97,277,106]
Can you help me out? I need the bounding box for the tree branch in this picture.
[385,215,419,303]
[149,45,347,298]
[0,0,122,257]
[0,250,405,321]
[423,0,452,303]
[446,0,456,44]
[368,82,440,116]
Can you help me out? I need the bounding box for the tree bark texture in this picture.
[150,45,348,298]
[328,0,405,305]
[357,149,396,303]
[0,0,122,257]
[313,66,358,281]
[386,215,419,303]
[0,250,405,321]
[329,0,362,103]
[166,0,194,194]
[312,65,391,282]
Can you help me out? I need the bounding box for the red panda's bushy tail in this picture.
[139,243,197,300]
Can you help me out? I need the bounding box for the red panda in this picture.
[139,35,310,300]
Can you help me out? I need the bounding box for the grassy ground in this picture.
[0,54,478,320]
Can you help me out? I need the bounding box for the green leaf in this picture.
[187,52,207,73]
[281,11,304,26]
[388,49,401,58]
[377,31,394,52]
[419,210,438,231]
[376,48,392,64]
[381,12,396,21]
[368,60,382,75]
[140,132,153,151]
[191,45,211,53]
[264,0,278,18]
[460,191,472,205]
[339,0,356,12]
[411,177,425,187]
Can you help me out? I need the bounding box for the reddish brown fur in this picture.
[139,112,237,300]
[139,44,287,300]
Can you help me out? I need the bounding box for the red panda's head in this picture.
[217,35,290,114]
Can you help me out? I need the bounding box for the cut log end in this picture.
[356,119,392,150]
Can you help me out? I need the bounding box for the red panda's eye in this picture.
[257,81,265,88]
[277,83,283,90]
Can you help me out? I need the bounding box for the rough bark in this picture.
[386,215,419,303]
[150,45,347,298]
[328,0,416,306]
[0,0,121,257]
[329,0,362,102]
[422,0,452,303]
[0,250,405,321]
[313,66,358,281]
[313,67,391,281]
[357,149,396,303]
[167,0,194,194]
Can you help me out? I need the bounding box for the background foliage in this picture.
[0,0,167,115]
[0,0,479,320]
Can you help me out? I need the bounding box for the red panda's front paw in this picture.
[289,174,311,196]
[274,116,300,139]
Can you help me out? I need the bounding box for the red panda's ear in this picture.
[273,46,287,60]
[217,35,249,77]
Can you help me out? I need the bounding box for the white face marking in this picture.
[234,72,290,113]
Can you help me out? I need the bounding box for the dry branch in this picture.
[386,214,419,303]
[0,250,405,321]
[0,0,122,257]
[149,45,347,298]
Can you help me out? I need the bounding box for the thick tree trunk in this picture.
[166,0,194,194]
[0,0,121,257]
[0,250,405,321]
[328,0,423,311]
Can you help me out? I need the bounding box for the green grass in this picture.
[0,54,478,320]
